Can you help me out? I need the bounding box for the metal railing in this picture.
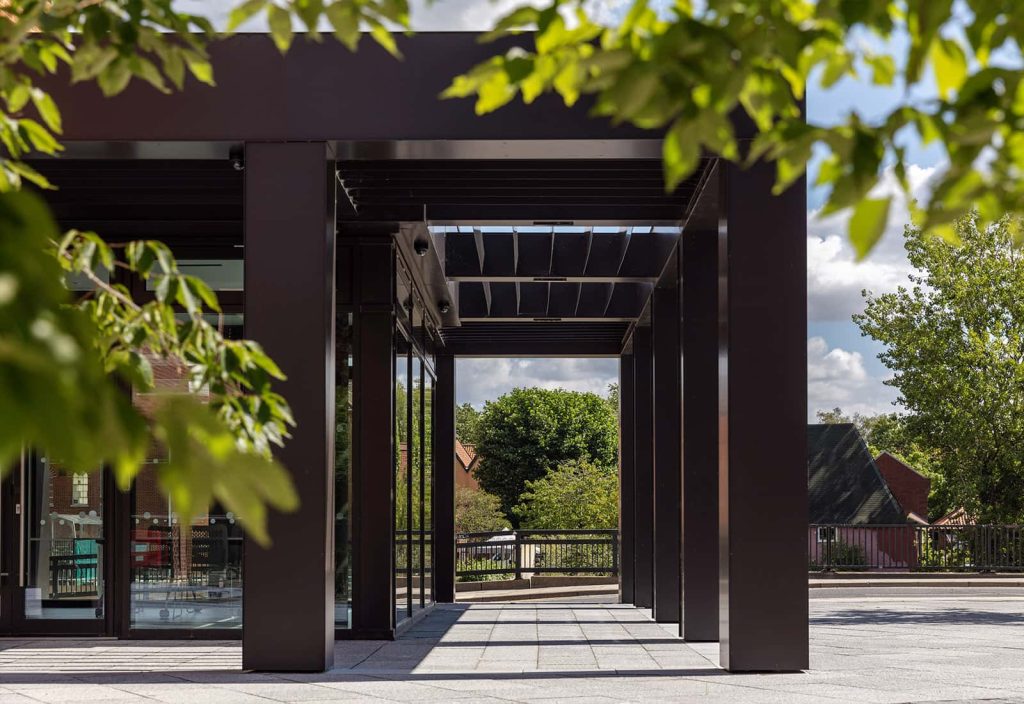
[456,529,618,579]
[50,551,99,598]
[810,524,1024,572]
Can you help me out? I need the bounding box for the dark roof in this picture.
[807,424,907,524]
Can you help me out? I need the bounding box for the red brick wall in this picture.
[875,453,930,519]
[455,459,479,491]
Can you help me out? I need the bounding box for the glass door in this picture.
[11,454,109,635]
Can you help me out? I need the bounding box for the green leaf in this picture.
[30,91,62,133]
[849,196,892,260]
[930,37,967,100]
[228,0,269,31]
[267,5,294,53]
[662,119,700,192]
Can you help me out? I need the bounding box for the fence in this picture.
[456,529,618,580]
[810,524,1024,572]
[50,549,99,598]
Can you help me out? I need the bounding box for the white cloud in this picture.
[807,336,899,420]
[807,164,936,322]
[457,357,618,407]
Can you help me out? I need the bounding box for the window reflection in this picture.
[335,313,353,628]
[129,351,243,630]
[23,457,104,620]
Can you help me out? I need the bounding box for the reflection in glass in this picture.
[424,372,434,606]
[23,457,104,620]
[129,354,243,630]
[411,355,423,613]
[394,332,411,624]
[335,313,354,628]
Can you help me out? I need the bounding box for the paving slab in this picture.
[3,596,1024,702]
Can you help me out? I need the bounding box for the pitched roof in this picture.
[455,440,478,472]
[807,423,907,524]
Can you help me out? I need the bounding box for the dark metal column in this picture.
[351,237,396,638]
[433,354,456,603]
[652,267,681,624]
[718,162,808,671]
[618,352,636,604]
[243,142,336,671]
[681,229,721,642]
[632,325,654,609]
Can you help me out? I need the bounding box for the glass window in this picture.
[411,355,423,613]
[335,313,353,628]
[423,372,434,606]
[146,259,243,292]
[128,355,242,630]
[23,458,104,620]
[71,474,90,507]
[394,332,411,624]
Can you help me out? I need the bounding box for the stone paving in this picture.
[1,594,1024,702]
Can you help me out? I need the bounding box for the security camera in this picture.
[438,300,451,314]
[413,238,430,256]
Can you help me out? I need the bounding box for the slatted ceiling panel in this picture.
[606,283,654,318]
[516,232,554,277]
[583,232,629,277]
[576,283,613,317]
[547,282,581,317]
[33,159,243,248]
[616,232,676,278]
[458,282,490,318]
[442,321,630,352]
[336,158,704,222]
[487,282,519,318]
[445,233,483,276]
[518,283,549,317]
[481,233,516,277]
[550,232,591,277]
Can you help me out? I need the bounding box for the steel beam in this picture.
[652,274,682,624]
[242,142,336,671]
[718,162,808,671]
[433,354,457,603]
[681,229,720,642]
[618,352,636,604]
[351,237,397,638]
[632,326,654,609]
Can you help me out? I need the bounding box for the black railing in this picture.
[810,524,1024,572]
[456,529,618,579]
[50,550,99,598]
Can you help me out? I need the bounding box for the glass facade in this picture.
[23,457,104,620]
[393,266,438,624]
[129,355,243,631]
[335,313,353,628]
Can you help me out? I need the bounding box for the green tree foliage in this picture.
[0,0,408,544]
[445,1,1024,254]
[474,387,617,521]
[455,487,510,534]
[605,382,619,415]
[855,216,1024,523]
[515,459,618,529]
[456,402,482,446]
[816,408,950,519]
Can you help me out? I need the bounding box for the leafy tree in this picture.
[455,487,509,534]
[0,0,405,543]
[855,216,1024,523]
[605,382,619,415]
[456,402,482,447]
[446,1,1024,256]
[474,387,617,521]
[515,459,618,529]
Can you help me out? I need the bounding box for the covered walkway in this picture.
[4,594,1024,702]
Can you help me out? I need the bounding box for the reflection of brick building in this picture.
[455,441,479,491]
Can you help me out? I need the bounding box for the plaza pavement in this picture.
[1,591,1023,703]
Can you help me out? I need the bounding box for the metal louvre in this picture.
[33,159,243,249]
